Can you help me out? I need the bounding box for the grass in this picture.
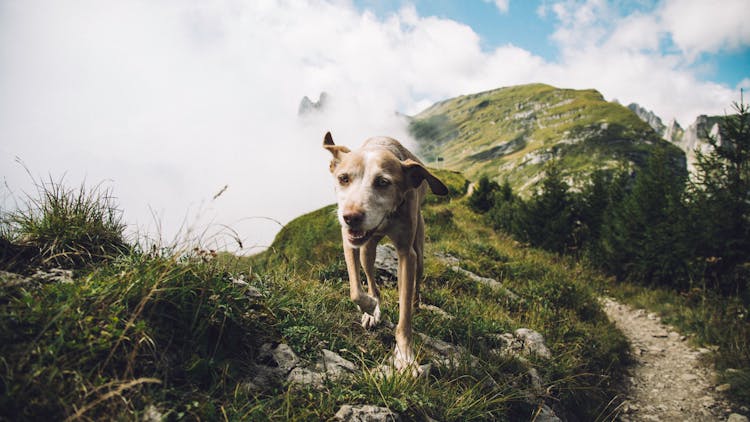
[1,175,127,271]
[599,279,750,406]
[410,83,683,196]
[1,175,631,420]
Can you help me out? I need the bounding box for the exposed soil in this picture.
[601,297,737,421]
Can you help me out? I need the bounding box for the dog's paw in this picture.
[393,345,422,377]
[359,302,381,330]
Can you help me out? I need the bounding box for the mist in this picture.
[0,2,420,251]
[1,1,741,252]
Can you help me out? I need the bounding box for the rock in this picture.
[374,244,399,283]
[420,304,454,319]
[417,332,478,367]
[448,265,519,300]
[334,404,400,422]
[729,414,750,422]
[287,367,324,389]
[243,363,285,391]
[33,268,74,284]
[514,328,552,359]
[0,270,30,287]
[317,349,358,380]
[433,251,460,266]
[716,383,731,392]
[534,404,562,422]
[142,404,164,422]
[257,343,300,372]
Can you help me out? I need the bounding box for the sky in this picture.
[1,0,748,252]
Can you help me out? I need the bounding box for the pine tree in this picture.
[468,176,500,213]
[690,95,750,293]
[603,148,690,287]
[520,163,574,253]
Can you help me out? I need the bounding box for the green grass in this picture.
[0,176,630,420]
[410,83,684,196]
[1,176,127,270]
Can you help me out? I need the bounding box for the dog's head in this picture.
[323,131,448,247]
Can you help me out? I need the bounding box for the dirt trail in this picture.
[601,297,736,421]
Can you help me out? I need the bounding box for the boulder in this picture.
[334,404,400,422]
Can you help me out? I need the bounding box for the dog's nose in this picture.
[343,211,364,227]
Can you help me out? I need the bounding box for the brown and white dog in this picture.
[322,131,448,373]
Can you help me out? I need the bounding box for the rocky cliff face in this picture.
[675,115,722,172]
[628,103,666,135]
[627,104,724,173]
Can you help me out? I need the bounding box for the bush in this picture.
[2,177,127,270]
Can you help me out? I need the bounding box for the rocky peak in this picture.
[628,103,666,135]
[298,92,330,116]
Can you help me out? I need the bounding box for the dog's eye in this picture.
[338,174,350,185]
[374,177,391,188]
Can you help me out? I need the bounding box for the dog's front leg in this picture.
[393,246,419,374]
[342,231,380,328]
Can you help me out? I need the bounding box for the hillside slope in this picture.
[252,171,630,420]
[409,83,685,195]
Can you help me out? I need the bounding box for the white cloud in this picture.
[485,0,510,14]
[661,0,750,58]
[0,0,745,250]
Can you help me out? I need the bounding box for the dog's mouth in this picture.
[346,228,373,246]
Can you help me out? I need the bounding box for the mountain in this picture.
[298,92,330,116]
[625,103,725,172]
[408,83,686,195]
[675,114,723,172]
[628,102,666,135]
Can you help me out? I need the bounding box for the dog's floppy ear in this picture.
[322,131,350,173]
[402,159,449,195]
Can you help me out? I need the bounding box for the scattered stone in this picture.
[728,413,750,422]
[375,244,399,283]
[0,270,29,287]
[449,265,520,300]
[287,367,324,389]
[420,304,454,319]
[35,268,74,284]
[716,383,732,393]
[257,343,300,372]
[334,404,400,422]
[533,404,562,422]
[681,374,698,382]
[142,404,164,422]
[433,251,460,266]
[316,349,358,379]
[514,328,552,359]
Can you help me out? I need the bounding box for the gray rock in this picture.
[728,414,750,422]
[243,363,285,391]
[716,383,732,392]
[257,343,300,373]
[32,268,74,284]
[375,244,399,282]
[534,404,562,422]
[514,328,552,359]
[334,404,400,422]
[142,404,164,422]
[317,349,358,379]
[287,367,324,389]
[448,266,519,300]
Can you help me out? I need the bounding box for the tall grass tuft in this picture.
[2,176,127,269]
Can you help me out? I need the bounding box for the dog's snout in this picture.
[343,211,365,227]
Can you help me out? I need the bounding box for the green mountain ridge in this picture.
[409,83,686,195]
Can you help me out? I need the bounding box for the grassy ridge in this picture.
[1,175,629,420]
[410,83,684,195]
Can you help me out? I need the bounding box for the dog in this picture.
[322,131,448,373]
